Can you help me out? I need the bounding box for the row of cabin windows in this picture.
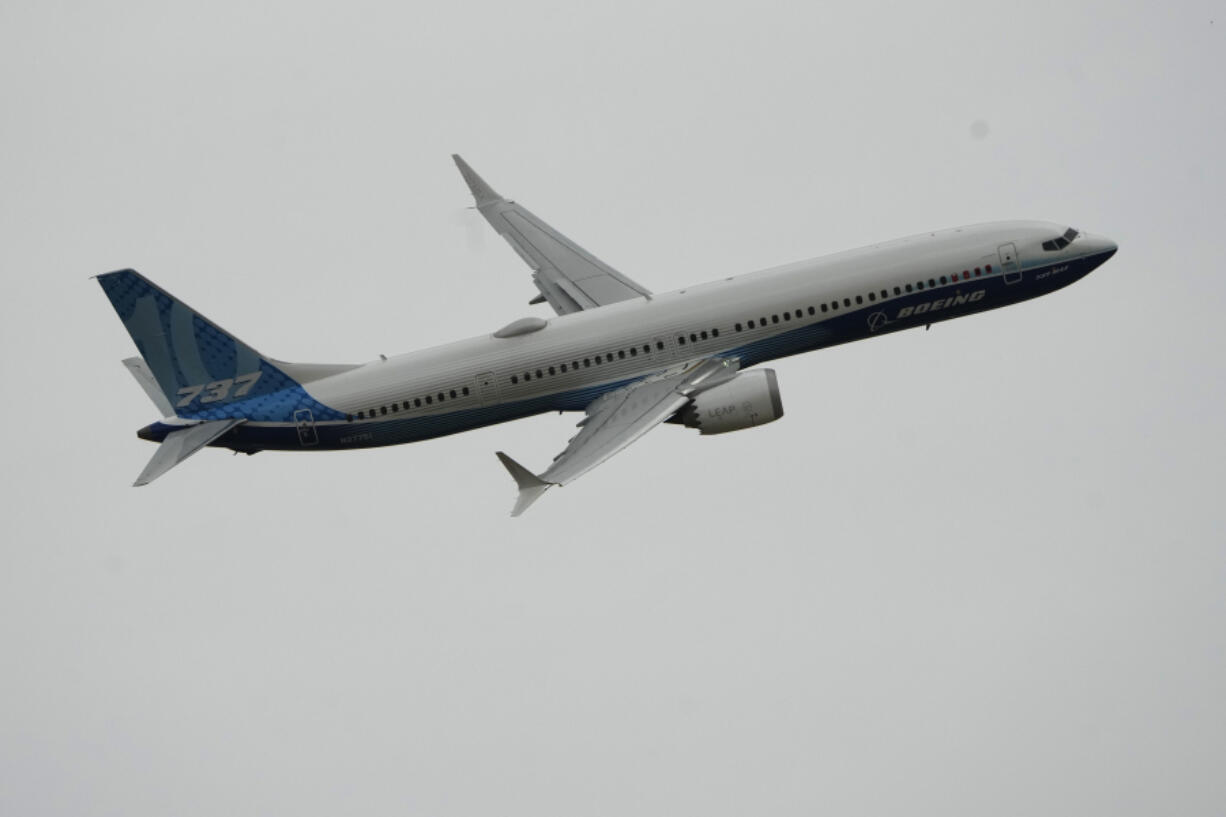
[346,385,472,421]
[509,341,668,385]
[676,327,720,346]
[349,263,1002,417]
[506,326,725,386]
[731,264,995,329]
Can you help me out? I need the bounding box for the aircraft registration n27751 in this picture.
[98,156,1118,515]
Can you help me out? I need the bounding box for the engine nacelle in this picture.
[679,369,784,434]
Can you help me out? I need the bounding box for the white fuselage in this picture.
[295,220,1111,442]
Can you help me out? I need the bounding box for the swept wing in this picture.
[453,155,652,314]
[496,357,740,515]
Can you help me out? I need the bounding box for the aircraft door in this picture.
[476,371,500,406]
[999,243,1022,285]
[293,408,319,446]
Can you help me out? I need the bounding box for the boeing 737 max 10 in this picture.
[97,156,1118,515]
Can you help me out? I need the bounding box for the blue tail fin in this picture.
[97,269,345,422]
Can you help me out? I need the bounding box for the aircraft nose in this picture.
[1085,234,1119,259]
[1079,233,1118,273]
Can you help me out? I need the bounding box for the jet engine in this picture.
[679,369,784,434]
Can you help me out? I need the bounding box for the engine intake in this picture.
[679,369,783,434]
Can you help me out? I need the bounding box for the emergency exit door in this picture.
[998,243,1022,285]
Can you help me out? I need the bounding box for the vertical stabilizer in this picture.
[97,269,344,423]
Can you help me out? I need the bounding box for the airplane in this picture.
[97,155,1118,515]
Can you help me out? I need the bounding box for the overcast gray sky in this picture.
[2,1,1224,815]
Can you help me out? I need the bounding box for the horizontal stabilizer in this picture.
[495,451,553,517]
[134,418,244,487]
[123,357,174,416]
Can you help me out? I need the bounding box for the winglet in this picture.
[496,451,553,517]
[452,154,503,206]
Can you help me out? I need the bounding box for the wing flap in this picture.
[495,357,740,514]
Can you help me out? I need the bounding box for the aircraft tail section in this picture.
[97,269,347,423]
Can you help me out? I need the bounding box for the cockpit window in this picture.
[1042,227,1080,252]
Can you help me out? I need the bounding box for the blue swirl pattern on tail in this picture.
[97,269,344,422]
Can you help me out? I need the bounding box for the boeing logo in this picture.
[896,289,985,319]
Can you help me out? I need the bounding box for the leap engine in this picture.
[678,369,784,434]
